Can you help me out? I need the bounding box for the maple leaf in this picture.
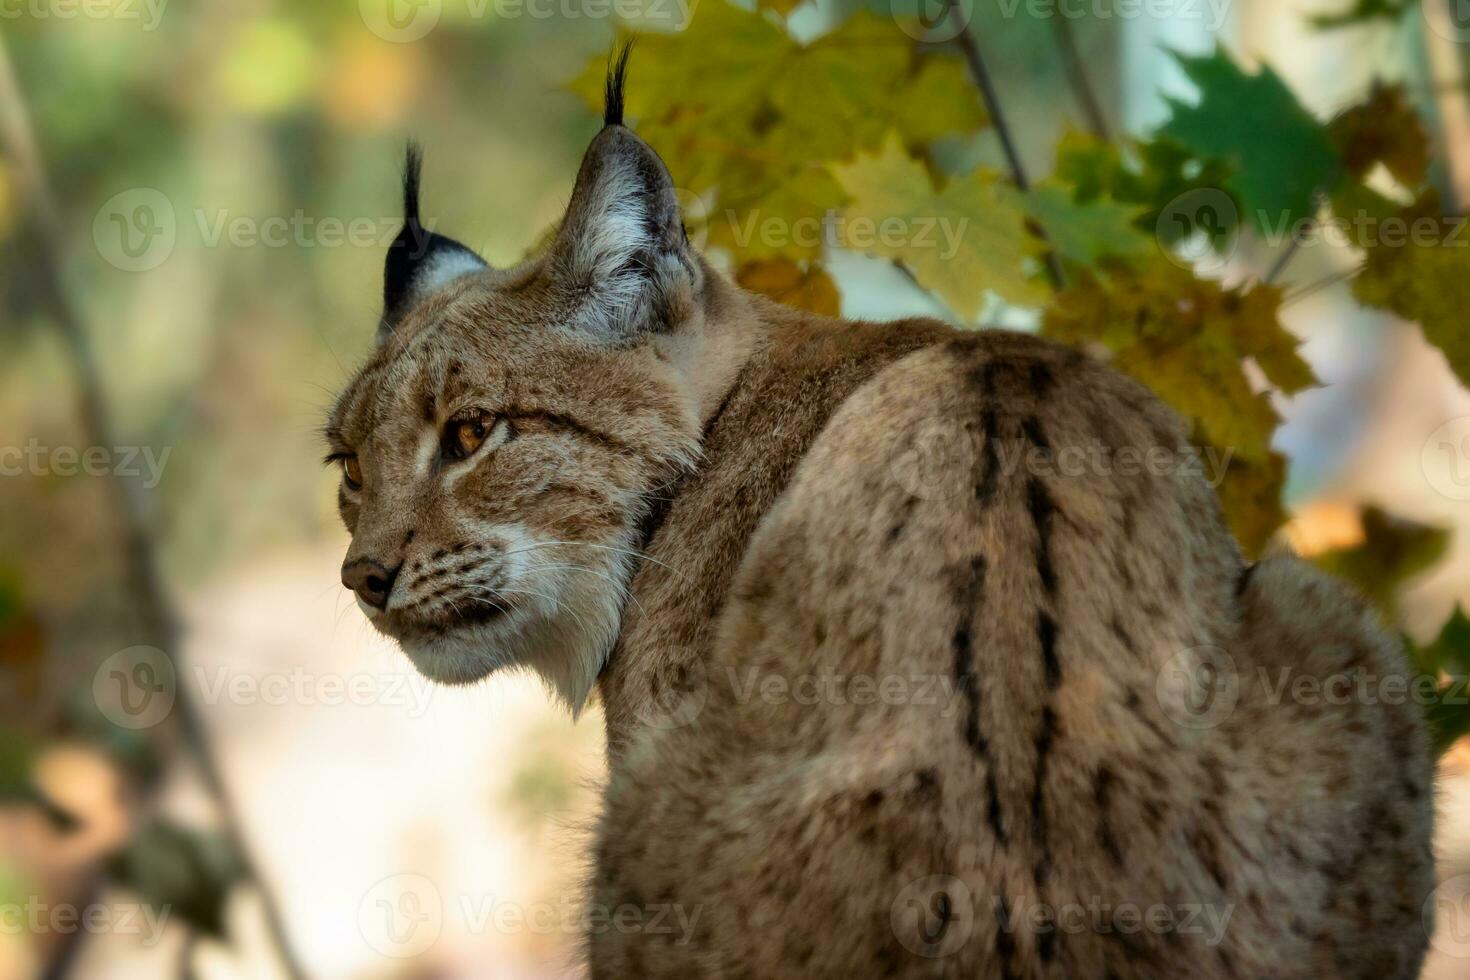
[829,134,1047,318]
[1161,48,1341,234]
[1312,506,1449,617]
[1043,261,1314,462]
[1052,130,1240,250]
[1406,605,1470,753]
[1329,82,1429,188]
[1350,192,1470,389]
[1044,262,1310,554]
[1214,448,1289,557]
[1327,179,1402,247]
[736,258,841,316]
[1023,180,1151,269]
[1307,0,1411,30]
[568,4,987,262]
[1412,604,1470,679]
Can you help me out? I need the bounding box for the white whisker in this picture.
[500,539,689,581]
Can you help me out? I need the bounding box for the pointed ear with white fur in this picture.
[379,143,488,344]
[549,48,699,337]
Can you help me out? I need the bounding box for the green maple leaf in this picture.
[1023,181,1151,269]
[1052,131,1240,252]
[1160,48,1342,234]
[1350,193,1470,390]
[830,134,1047,319]
[1414,604,1470,679]
[1308,0,1411,30]
[1402,604,1470,754]
[1312,506,1450,617]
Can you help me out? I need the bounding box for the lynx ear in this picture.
[550,44,699,337]
[379,143,488,343]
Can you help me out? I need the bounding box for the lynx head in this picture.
[326,48,719,711]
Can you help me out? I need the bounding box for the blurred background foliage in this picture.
[4,0,1470,976]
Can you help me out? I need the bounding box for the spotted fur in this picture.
[328,55,1434,978]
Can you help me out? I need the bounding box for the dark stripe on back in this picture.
[1028,478,1058,597]
[1038,613,1061,690]
[993,896,1020,980]
[951,555,1006,844]
[1031,704,1057,887]
[1095,766,1124,867]
[1021,415,1050,454]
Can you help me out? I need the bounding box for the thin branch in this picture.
[947,5,1033,190]
[1049,15,1112,141]
[1265,224,1308,286]
[0,35,305,980]
[1281,262,1364,308]
[948,3,1067,290]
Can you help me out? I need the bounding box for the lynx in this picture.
[327,50,1435,978]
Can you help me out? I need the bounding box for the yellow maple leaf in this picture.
[567,5,986,263]
[1214,448,1288,558]
[735,258,841,316]
[829,134,1047,318]
[1041,260,1317,554]
[1044,260,1313,462]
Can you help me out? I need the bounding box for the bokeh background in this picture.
[3,0,1470,976]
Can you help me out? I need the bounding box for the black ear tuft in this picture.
[402,140,423,226]
[603,40,632,128]
[380,142,488,343]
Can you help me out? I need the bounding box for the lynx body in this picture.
[328,54,1434,978]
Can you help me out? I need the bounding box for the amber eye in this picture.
[341,456,363,490]
[449,414,491,459]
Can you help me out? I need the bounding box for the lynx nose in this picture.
[341,558,399,610]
